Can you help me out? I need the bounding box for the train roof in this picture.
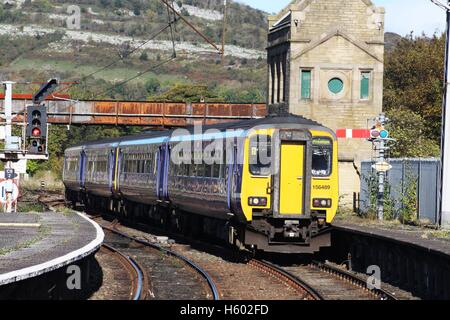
[182,114,325,133]
[66,115,333,150]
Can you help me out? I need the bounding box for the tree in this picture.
[386,107,440,158]
[145,78,161,95]
[139,51,148,61]
[384,33,445,146]
[153,83,220,102]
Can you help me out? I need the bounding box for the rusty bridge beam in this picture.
[0,98,267,127]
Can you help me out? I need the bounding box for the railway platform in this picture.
[0,211,104,299]
[330,219,450,299]
[333,220,450,256]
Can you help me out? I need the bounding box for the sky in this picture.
[236,0,447,36]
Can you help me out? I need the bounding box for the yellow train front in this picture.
[232,118,338,253]
[63,116,338,254]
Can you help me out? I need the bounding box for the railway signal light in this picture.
[32,78,58,105]
[26,105,48,155]
[370,127,389,140]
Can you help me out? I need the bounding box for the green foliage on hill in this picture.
[15,0,267,50]
[0,0,268,107]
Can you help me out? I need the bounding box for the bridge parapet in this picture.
[0,97,267,127]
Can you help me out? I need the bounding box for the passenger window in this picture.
[205,164,212,178]
[212,163,221,178]
[197,164,205,177]
[249,135,272,176]
[153,152,158,175]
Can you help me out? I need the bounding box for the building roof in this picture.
[270,0,378,26]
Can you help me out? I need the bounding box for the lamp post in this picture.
[431,0,450,227]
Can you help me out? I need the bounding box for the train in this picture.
[63,115,339,254]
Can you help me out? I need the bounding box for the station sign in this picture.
[0,180,19,204]
[372,161,392,173]
[5,168,16,180]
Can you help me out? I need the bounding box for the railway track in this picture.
[248,259,324,300]
[280,261,398,300]
[99,220,220,300]
[36,194,405,300]
[96,244,146,300]
[37,193,66,210]
[106,219,402,300]
[35,194,219,300]
[92,216,404,300]
[103,219,326,300]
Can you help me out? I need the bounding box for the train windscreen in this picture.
[249,135,272,176]
[312,138,332,177]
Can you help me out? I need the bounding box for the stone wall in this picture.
[268,0,385,207]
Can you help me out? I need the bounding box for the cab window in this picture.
[312,138,332,177]
[249,135,272,176]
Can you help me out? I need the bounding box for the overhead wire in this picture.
[93,1,179,98]
[94,55,176,98]
[55,18,180,97]
[56,0,225,100]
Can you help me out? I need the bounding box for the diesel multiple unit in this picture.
[63,116,339,253]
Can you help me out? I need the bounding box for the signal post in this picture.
[1,79,56,213]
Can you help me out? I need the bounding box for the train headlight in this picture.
[313,199,332,208]
[248,197,268,207]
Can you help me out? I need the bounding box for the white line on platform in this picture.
[0,212,105,286]
[0,223,41,228]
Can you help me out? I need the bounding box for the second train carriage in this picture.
[63,116,339,253]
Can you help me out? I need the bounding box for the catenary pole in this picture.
[441,2,450,227]
[432,0,450,226]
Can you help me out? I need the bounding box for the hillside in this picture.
[385,32,403,52]
[0,0,269,102]
[1,1,410,105]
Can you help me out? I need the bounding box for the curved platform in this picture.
[331,219,450,299]
[0,211,104,286]
[334,221,450,257]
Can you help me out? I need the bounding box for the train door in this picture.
[156,145,166,200]
[280,142,305,214]
[108,149,116,192]
[163,144,170,199]
[115,149,123,192]
[273,130,312,218]
[79,150,87,189]
[226,145,237,211]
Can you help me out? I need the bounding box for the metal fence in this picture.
[360,158,441,224]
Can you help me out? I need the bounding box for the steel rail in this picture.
[128,256,145,301]
[101,244,144,300]
[102,224,220,301]
[311,261,398,300]
[248,259,324,300]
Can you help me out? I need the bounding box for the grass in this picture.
[0,223,51,257]
[10,57,185,84]
[21,171,64,191]
[17,202,46,213]
[336,206,450,242]
[57,207,75,216]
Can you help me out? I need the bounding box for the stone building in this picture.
[267,0,385,206]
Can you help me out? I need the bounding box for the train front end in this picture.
[238,125,338,254]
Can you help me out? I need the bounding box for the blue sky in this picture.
[236,0,447,36]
